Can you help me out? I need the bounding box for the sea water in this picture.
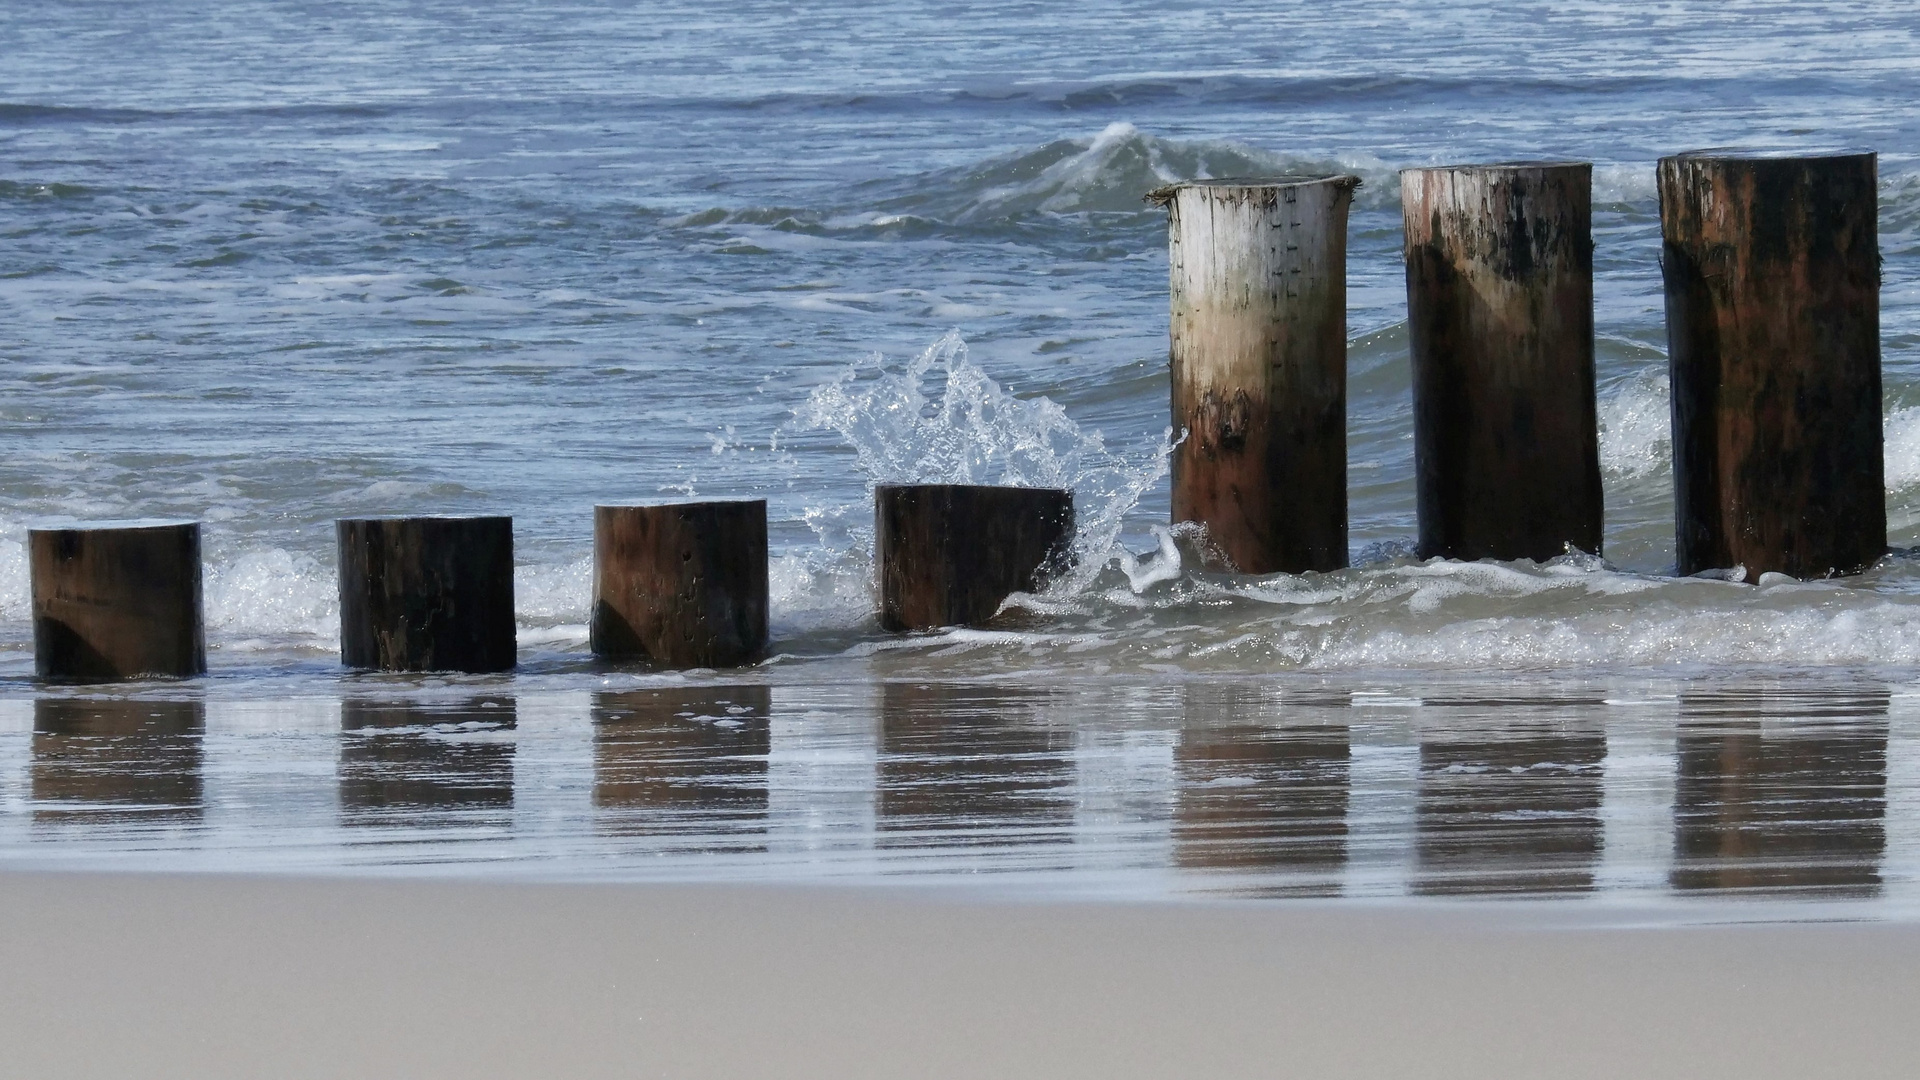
[4,2,1920,901]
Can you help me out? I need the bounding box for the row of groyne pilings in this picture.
[24,149,1884,681]
[28,485,1074,679]
[1157,150,1884,580]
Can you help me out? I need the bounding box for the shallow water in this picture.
[0,673,1912,917]
[8,5,1920,910]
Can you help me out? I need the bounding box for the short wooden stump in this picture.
[875,484,1073,631]
[591,501,769,669]
[30,521,206,681]
[337,516,516,673]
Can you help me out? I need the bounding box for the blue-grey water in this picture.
[7,2,1920,902]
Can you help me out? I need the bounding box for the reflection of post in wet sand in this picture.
[32,698,205,823]
[339,698,516,824]
[1672,687,1888,895]
[592,686,770,844]
[877,683,1073,849]
[1174,685,1348,896]
[1415,705,1606,895]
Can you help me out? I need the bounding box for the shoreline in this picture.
[2,870,1917,1079]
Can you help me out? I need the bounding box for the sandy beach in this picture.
[0,871,1912,1079]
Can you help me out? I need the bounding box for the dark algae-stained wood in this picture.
[30,522,206,681]
[591,500,769,668]
[875,484,1073,632]
[1659,149,1885,579]
[1403,161,1603,562]
[1155,175,1359,574]
[337,516,516,673]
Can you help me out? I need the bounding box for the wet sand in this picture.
[0,872,1916,1079]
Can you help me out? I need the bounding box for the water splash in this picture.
[204,547,337,649]
[1598,370,1671,482]
[788,329,1171,602]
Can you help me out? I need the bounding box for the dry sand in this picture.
[0,871,1915,1078]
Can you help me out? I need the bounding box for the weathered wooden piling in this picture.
[30,522,206,681]
[1659,149,1885,578]
[1403,162,1603,562]
[337,516,515,673]
[1153,175,1359,574]
[874,484,1073,631]
[591,501,768,668]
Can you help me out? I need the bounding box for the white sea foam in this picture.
[1886,406,1920,491]
[1591,163,1657,206]
[1597,371,1671,482]
[864,553,1920,673]
[0,526,26,623]
[204,547,337,647]
[783,329,1171,621]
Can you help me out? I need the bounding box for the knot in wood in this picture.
[1196,388,1252,455]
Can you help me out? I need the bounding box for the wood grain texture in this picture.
[336,516,516,673]
[1658,150,1885,578]
[1161,176,1358,574]
[591,501,769,668]
[29,522,206,681]
[1403,162,1603,562]
[875,484,1073,631]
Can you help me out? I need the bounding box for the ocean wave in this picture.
[669,123,1400,234]
[875,122,1399,220]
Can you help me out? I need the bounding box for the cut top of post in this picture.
[1399,161,1593,269]
[335,514,512,523]
[28,518,199,533]
[1146,174,1361,206]
[592,500,764,511]
[1661,146,1874,162]
[1399,159,1590,178]
[1656,148,1878,248]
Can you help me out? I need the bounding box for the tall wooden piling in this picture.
[337,516,515,673]
[875,484,1072,631]
[1154,175,1359,574]
[1659,149,1884,578]
[1403,162,1603,562]
[591,500,769,668]
[30,522,206,681]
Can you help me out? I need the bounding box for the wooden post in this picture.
[30,522,206,681]
[1403,162,1603,562]
[591,501,768,668]
[1154,175,1359,574]
[874,484,1072,631]
[1659,149,1885,578]
[337,516,515,673]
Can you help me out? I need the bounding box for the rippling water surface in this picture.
[1,675,1914,913]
